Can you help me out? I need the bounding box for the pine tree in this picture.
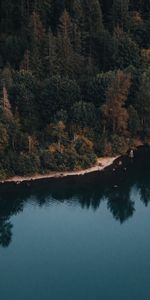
[101,70,131,134]
[112,0,129,30]
[29,11,45,77]
[82,0,103,34]
[56,10,75,76]
[136,69,150,137]
[0,85,13,118]
[42,27,57,76]
[20,49,30,71]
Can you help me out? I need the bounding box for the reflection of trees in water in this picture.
[140,187,150,206]
[139,184,150,207]
[76,189,104,210]
[107,188,135,223]
[0,156,150,247]
[0,194,24,248]
[0,218,13,247]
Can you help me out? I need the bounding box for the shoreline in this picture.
[0,156,119,184]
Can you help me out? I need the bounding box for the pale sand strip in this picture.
[1,156,119,184]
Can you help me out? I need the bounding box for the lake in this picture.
[0,146,150,300]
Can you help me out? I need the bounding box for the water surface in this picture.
[0,147,150,300]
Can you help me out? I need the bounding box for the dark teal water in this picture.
[0,147,150,300]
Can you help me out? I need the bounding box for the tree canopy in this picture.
[0,0,150,177]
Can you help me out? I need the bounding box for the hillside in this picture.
[0,0,150,178]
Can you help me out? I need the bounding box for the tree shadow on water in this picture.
[0,218,13,247]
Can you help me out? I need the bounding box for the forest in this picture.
[0,0,150,178]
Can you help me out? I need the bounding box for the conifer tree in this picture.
[29,11,45,76]
[56,10,75,76]
[101,70,131,134]
[112,0,129,30]
[0,85,13,118]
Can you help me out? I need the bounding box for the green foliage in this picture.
[128,105,140,136]
[0,124,9,153]
[9,71,39,132]
[110,135,129,155]
[136,69,150,137]
[0,0,150,178]
[14,153,40,176]
[0,163,7,180]
[113,29,140,69]
[71,101,96,128]
[82,71,115,107]
[39,76,81,124]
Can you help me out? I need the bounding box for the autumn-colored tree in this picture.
[136,69,150,137]
[47,121,67,153]
[0,0,150,178]
[101,70,131,135]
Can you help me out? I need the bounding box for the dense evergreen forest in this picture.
[0,0,150,178]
